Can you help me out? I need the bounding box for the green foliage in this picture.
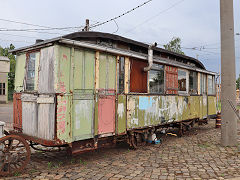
[236,74,240,90]
[163,37,185,55]
[0,44,15,101]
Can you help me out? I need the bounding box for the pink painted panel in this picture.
[98,95,115,134]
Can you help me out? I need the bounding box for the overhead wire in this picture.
[89,0,154,30]
[125,0,185,34]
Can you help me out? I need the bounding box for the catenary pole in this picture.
[220,0,237,146]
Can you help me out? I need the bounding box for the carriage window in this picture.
[208,75,215,95]
[118,57,125,94]
[178,69,187,93]
[200,73,207,94]
[189,71,198,94]
[149,64,164,94]
[0,83,5,95]
[26,53,36,91]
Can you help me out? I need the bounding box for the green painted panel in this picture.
[208,96,217,115]
[117,95,127,134]
[84,51,95,89]
[56,95,72,143]
[15,53,26,92]
[189,96,200,119]
[55,45,71,93]
[73,50,84,90]
[127,95,201,130]
[99,53,116,89]
[72,98,94,141]
[108,55,116,89]
[73,50,95,90]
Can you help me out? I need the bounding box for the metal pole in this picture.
[220,0,237,146]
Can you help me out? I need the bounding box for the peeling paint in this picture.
[118,103,124,119]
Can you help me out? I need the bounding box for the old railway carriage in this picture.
[1,31,217,174]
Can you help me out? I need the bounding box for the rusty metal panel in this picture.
[37,95,55,140]
[117,95,126,135]
[21,93,38,137]
[98,90,115,135]
[130,59,148,93]
[14,54,26,92]
[13,93,22,130]
[38,46,55,93]
[56,95,72,143]
[165,65,178,94]
[208,96,217,115]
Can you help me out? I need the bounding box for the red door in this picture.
[98,90,115,135]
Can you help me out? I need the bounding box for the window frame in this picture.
[178,68,189,95]
[148,64,165,94]
[207,75,216,95]
[189,71,198,95]
[0,83,6,95]
[24,51,39,92]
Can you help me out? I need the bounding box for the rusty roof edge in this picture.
[59,38,217,75]
[9,37,63,54]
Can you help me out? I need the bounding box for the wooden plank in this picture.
[38,46,55,93]
[95,51,100,90]
[124,57,129,94]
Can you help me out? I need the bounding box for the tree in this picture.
[0,44,16,100]
[163,37,185,55]
[236,74,240,90]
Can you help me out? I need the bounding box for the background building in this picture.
[0,56,10,103]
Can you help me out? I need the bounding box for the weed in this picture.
[14,172,20,176]
[47,161,53,169]
[197,143,210,148]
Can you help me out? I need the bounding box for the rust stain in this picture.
[13,93,22,131]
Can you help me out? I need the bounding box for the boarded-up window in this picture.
[26,53,36,90]
[189,71,198,94]
[117,57,125,94]
[149,64,164,94]
[208,75,215,95]
[178,69,188,93]
[165,66,178,94]
[130,59,147,93]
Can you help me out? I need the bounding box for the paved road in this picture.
[0,102,13,125]
[3,120,240,180]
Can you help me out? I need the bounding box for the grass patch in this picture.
[197,143,211,148]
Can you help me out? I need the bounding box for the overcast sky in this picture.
[0,0,239,77]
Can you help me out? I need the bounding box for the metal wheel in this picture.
[0,135,31,176]
[130,133,146,149]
